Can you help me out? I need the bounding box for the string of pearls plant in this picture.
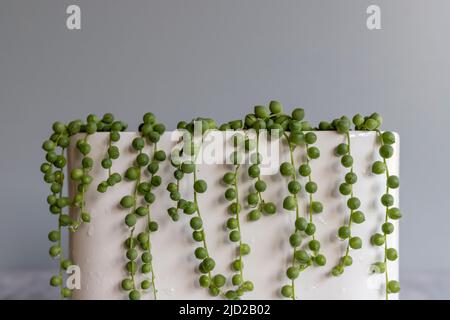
[238,104,281,221]
[371,128,401,298]
[331,116,364,276]
[168,118,232,298]
[166,122,186,223]
[119,113,165,300]
[97,114,124,193]
[277,106,326,299]
[222,129,254,299]
[42,114,127,298]
[41,102,401,300]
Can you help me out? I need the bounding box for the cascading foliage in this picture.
[167,118,231,298]
[221,129,255,299]
[96,115,124,193]
[331,116,365,276]
[119,113,166,300]
[281,126,326,299]
[41,101,401,300]
[371,129,401,299]
[41,114,127,298]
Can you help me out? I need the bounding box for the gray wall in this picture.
[1,0,449,279]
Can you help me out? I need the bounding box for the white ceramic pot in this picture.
[68,131,399,300]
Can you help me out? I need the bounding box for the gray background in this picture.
[1,0,449,298]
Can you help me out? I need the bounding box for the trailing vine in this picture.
[300,131,326,271]
[97,114,124,193]
[71,116,97,229]
[41,105,400,300]
[119,112,165,300]
[330,116,365,276]
[141,141,166,298]
[43,121,72,299]
[42,114,127,298]
[279,108,326,299]
[350,113,401,298]
[279,130,302,300]
[241,103,283,220]
[169,118,231,298]
[221,131,255,299]
[370,126,401,298]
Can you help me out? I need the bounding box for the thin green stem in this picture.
[284,133,300,300]
[148,208,158,299]
[255,131,264,208]
[193,166,215,284]
[233,164,245,284]
[181,132,224,298]
[288,145,300,300]
[108,134,112,177]
[376,130,391,300]
[342,132,354,263]
[78,133,90,226]
[193,165,226,298]
[144,143,158,299]
[304,143,316,241]
[57,145,65,298]
[127,150,142,292]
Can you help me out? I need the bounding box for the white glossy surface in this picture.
[68,131,399,300]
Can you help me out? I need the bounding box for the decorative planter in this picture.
[68,131,399,300]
